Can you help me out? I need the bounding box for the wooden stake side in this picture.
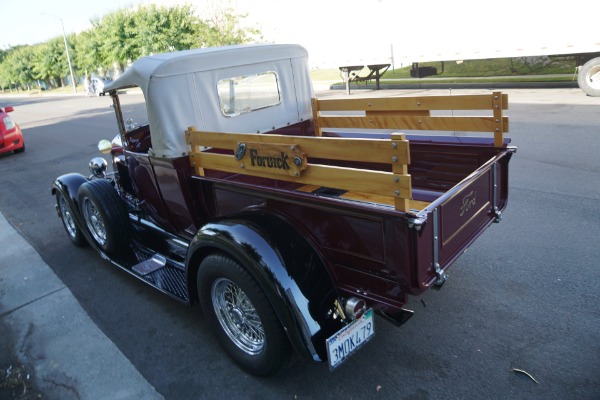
[186,130,410,165]
[493,91,505,147]
[391,133,410,212]
[312,93,509,148]
[311,98,322,137]
[314,93,509,112]
[366,110,431,117]
[186,92,509,214]
[194,151,412,198]
[318,115,505,132]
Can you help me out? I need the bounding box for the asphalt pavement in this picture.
[0,211,164,400]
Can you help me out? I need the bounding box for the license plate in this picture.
[326,309,375,370]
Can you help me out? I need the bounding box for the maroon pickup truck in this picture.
[52,44,515,375]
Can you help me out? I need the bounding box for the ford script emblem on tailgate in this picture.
[459,191,477,217]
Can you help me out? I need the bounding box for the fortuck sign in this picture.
[236,142,307,177]
[249,149,291,170]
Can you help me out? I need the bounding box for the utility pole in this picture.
[42,13,77,93]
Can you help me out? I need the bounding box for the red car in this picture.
[0,106,25,155]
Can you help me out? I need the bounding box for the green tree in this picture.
[198,6,262,48]
[91,10,133,73]
[2,46,36,90]
[0,4,261,90]
[91,4,261,73]
[75,28,106,77]
[131,4,200,56]
[32,39,68,88]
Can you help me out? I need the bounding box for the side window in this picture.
[118,91,151,153]
[217,72,281,117]
[120,93,149,131]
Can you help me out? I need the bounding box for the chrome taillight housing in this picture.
[344,297,367,320]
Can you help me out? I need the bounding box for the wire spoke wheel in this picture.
[77,179,131,256]
[56,192,87,247]
[212,278,265,355]
[59,195,78,239]
[82,197,107,246]
[198,253,291,376]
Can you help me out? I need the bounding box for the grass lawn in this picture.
[310,55,579,84]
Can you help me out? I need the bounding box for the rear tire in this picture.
[77,179,130,256]
[56,192,87,247]
[197,253,291,376]
[578,57,600,97]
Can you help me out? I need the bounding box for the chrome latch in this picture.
[433,263,448,288]
[432,209,448,289]
[493,207,502,223]
[492,163,501,223]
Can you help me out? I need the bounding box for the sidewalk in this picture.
[0,211,164,400]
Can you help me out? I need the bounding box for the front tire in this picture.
[56,192,87,247]
[578,57,600,97]
[197,254,291,376]
[77,179,130,256]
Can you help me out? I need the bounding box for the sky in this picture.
[1,0,402,66]
[2,0,599,68]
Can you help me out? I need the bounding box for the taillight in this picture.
[344,297,367,320]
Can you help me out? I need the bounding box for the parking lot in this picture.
[1,88,599,399]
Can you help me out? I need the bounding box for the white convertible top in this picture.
[105,44,314,158]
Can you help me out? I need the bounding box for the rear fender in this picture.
[186,213,342,363]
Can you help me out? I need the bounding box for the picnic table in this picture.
[339,64,391,94]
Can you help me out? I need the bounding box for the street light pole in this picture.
[42,13,77,93]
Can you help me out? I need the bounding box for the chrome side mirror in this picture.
[89,157,108,178]
[126,118,139,131]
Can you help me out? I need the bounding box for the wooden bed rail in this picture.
[311,91,508,147]
[186,129,413,212]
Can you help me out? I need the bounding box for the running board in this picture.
[104,246,189,304]
[132,254,167,275]
[138,263,188,303]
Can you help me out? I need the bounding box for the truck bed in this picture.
[185,92,515,313]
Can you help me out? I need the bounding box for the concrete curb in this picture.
[0,211,164,400]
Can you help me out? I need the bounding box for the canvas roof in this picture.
[104,44,308,94]
[104,44,313,159]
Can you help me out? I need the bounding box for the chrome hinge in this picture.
[408,216,426,231]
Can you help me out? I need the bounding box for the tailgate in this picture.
[415,148,514,289]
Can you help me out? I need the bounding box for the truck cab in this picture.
[105,44,315,236]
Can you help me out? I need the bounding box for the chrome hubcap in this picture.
[82,198,107,245]
[211,278,265,355]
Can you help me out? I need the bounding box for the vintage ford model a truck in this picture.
[52,44,515,375]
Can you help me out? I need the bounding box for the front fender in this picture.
[51,173,88,212]
[186,216,342,363]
